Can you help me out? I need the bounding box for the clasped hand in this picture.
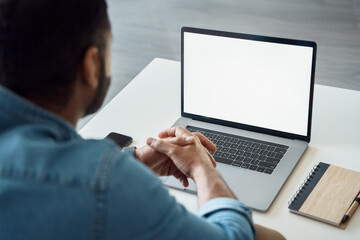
[135,126,217,187]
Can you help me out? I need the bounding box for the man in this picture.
[0,0,255,239]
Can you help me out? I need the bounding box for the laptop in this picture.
[163,27,317,212]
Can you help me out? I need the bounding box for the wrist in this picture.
[134,147,140,160]
[123,146,137,158]
[191,164,237,207]
[134,147,151,166]
[191,163,217,183]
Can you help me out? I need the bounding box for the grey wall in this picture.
[78,0,360,129]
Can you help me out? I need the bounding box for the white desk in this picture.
[79,58,360,240]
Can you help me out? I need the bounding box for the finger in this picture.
[207,152,217,168]
[193,132,217,152]
[166,136,195,146]
[159,127,217,151]
[182,178,189,187]
[146,138,179,157]
[147,136,194,155]
[158,126,191,139]
[173,170,189,187]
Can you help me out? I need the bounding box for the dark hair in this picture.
[0,0,110,105]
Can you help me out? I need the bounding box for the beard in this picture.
[84,58,111,116]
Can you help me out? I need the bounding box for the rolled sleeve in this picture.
[198,197,253,218]
[199,198,255,240]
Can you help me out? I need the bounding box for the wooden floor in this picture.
[78,0,360,129]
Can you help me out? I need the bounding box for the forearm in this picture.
[193,166,237,207]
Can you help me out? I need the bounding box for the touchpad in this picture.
[164,176,197,194]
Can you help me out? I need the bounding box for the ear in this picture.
[81,47,100,90]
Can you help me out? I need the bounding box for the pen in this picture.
[341,192,360,223]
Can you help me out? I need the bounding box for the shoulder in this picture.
[0,129,132,191]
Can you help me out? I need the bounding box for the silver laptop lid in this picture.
[181,27,317,142]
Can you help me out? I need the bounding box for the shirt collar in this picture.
[0,85,80,140]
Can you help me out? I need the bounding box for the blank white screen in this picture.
[184,32,313,136]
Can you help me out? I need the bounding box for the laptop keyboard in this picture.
[186,126,289,175]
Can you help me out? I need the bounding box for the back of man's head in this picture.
[0,0,110,106]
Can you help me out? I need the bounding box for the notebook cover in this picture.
[289,162,360,228]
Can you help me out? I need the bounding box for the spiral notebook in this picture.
[288,162,360,229]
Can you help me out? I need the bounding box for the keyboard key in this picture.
[256,166,265,172]
[274,148,287,154]
[233,160,243,165]
[236,156,244,161]
[224,142,231,147]
[230,138,238,143]
[241,163,250,169]
[229,149,236,154]
[236,151,244,155]
[238,140,245,145]
[229,154,236,160]
[222,148,230,153]
[224,137,231,142]
[230,144,238,148]
[275,153,284,159]
[217,141,225,146]
[237,146,245,151]
[252,148,260,154]
[244,142,253,146]
[214,151,222,157]
[221,153,229,158]
[265,157,280,164]
[251,160,259,165]
[243,152,251,157]
[243,158,251,163]
[232,162,241,167]
[264,169,274,174]
[252,143,260,148]
[249,165,258,171]
[258,161,276,169]
[245,147,253,152]
[259,144,268,150]
[260,150,268,155]
[267,146,275,151]
[258,155,266,161]
[250,154,259,159]
[215,157,233,165]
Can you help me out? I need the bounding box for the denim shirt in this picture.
[0,86,255,240]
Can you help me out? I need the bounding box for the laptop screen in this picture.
[182,28,316,139]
